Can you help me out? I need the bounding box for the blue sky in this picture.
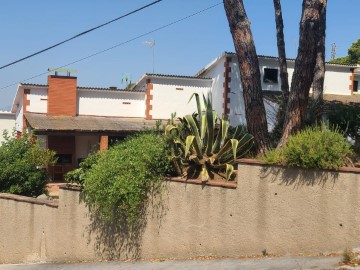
[0,0,359,109]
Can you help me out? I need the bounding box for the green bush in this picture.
[327,103,360,157]
[82,132,170,224]
[263,124,352,170]
[0,131,56,197]
[65,151,101,186]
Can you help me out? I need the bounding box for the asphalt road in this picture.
[0,256,354,270]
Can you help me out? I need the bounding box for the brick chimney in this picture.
[47,75,77,116]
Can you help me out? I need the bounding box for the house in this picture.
[195,52,360,129]
[11,72,213,181]
[0,111,15,144]
[10,53,359,180]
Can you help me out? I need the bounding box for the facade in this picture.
[11,73,213,181]
[0,111,15,144]
[196,52,360,129]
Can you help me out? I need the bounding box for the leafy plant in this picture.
[82,132,170,224]
[65,151,102,186]
[263,124,352,170]
[165,93,253,181]
[327,103,360,158]
[0,131,56,197]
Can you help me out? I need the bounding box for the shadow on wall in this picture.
[260,165,339,189]
[82,182,169,260]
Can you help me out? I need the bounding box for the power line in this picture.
[0,2,222,91]
[0,0,163,70]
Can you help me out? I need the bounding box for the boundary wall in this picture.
[0,161,359,263]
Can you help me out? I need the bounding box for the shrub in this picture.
[0,131,56,197]
[82,132,170,224]
[65,151,101,186]
[327,103,360,157]
[263,124,352,170]
[166,93,253,181]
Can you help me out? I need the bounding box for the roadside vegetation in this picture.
[0,131,56,197]
[67,132,170,225]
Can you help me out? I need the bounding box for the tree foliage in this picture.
[0,131,56,197]
[330,38,360,65]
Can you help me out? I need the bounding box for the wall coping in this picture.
[0,193,58,208]
[236,158,360,174]
[59,184,82,191]
[165,177,237,189]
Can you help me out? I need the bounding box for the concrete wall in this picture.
[0,162,359,264]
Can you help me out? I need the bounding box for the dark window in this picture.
[354,81,358,92]
[263,68,278,83]
[55,154,72,165]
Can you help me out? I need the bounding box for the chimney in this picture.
[47,69,78,116]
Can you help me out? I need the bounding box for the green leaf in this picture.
[185,136,195,157]
[201,166,209,182]
[225,164,234,181]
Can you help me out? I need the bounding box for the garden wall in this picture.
[1,161,360,263]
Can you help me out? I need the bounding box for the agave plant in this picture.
[165,93,253,181]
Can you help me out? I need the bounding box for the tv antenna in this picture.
[144,39,155,73]
[331,43,336,60]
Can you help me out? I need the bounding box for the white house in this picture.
[0,111,15,144]
[10,52,358,180]
[195,52,360,129]
[11,73,213,181]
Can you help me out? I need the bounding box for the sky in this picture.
[0,0,359,110]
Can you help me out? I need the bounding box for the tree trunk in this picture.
[279,0,327,146]
[312,1,327,123]
[271,0,289,144]
[273,0,289,100]
[223,0,269,155]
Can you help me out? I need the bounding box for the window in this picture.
[263,68,278,83]
[55,154,72,165]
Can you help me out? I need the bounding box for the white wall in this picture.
[27,89,47,113]
[15,99,23,132]
[78,90,145,117]
[199,59,226,116]
[75,135,99,161]
[150,78,213,119]
[324,66,352,95]
[0,113,15,144]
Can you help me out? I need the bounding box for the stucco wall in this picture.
[27,88,48,113]
[77,90,145,118]
[0,163,359,264]
[150,78,213,119]
[0,113,15,143]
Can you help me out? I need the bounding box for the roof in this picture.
[132,73,213,90]
[196,52,358,77]
[24,113,159,134]
[20,83,143,93]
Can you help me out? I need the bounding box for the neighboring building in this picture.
[196,52,360,129]
[0,111,15,144]
[11,73,212,181]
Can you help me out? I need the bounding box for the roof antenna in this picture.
[48,68,78,76]
[144,39,155,73]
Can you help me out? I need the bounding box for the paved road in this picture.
[0,256,356,270]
